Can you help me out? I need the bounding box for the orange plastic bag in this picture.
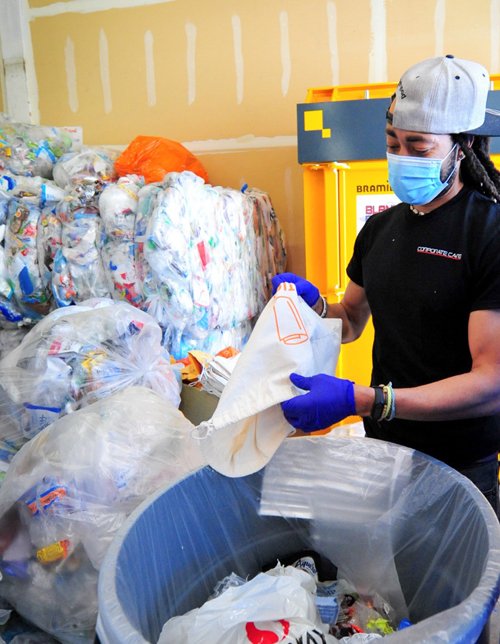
[115,135,209,184]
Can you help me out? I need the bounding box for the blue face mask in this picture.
[387,144,458,205]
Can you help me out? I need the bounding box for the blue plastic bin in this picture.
[97,436,500,643]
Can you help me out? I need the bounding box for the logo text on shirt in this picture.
[417,246,462,261]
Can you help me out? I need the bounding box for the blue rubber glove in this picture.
[281,373,356,432]
[271,272,320,308]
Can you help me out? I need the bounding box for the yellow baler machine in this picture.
[297,78,500,424]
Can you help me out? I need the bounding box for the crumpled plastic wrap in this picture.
[0,299,181,464]
[0,172,66,208]
[0,386,204,643]
[0,117,74,178]
[52,148,118,191]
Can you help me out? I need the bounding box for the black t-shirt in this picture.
[347,186,500,466]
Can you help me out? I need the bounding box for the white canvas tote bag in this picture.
[195,282,342,477]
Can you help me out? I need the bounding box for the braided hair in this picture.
[452,133,500,203]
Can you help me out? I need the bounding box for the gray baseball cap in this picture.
[392,54,500,136]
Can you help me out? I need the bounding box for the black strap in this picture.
[370,386,385,421]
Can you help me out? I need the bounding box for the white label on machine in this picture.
[356,193,400,233]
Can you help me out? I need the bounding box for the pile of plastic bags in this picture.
[0,386,203,642]
[0,116,287,642]
[0,296,191,641]
[158,559,401,643]
[0,298,181,464]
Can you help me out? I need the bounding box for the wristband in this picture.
[384,382,396,421]
[318,295,328,318]
[371,386,385,421]
[371,383,396,422]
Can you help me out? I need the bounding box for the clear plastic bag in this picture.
[4,199,52,321]
[52,148,118,190]
[0,299,181,463]
[51,196,110,306]
[0,118,74,178]
[0,328,29,361]
[0,386,204,643]
[158,563,336,643]
[0,172,66,207]
[99,175,145,306]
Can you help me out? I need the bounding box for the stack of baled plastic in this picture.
[0,119,287,360]
[99,175,145,307]
[0,175,68,326]
[0,115,76,327]
[135,171,286,357]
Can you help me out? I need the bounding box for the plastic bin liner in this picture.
[97,436,500,644]
[0,299,181,464]
[0,386,204,643]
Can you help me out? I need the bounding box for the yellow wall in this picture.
[22,0,500,274]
